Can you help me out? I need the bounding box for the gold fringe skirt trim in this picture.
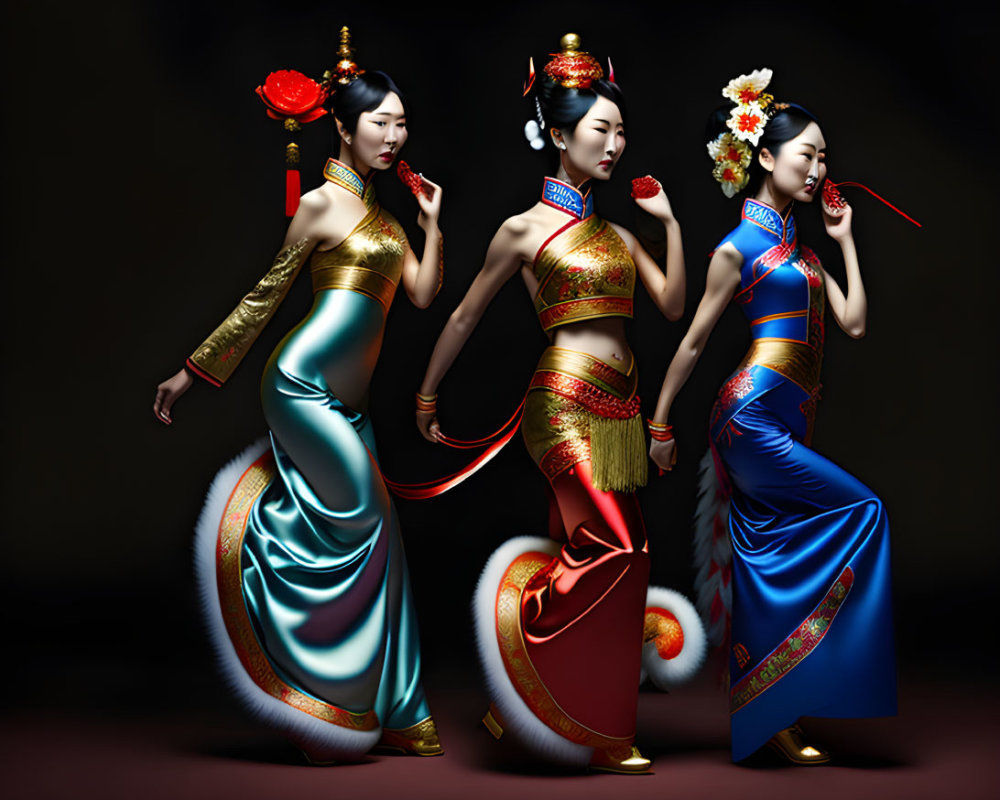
[590,413,647,492]
[525,347,647,493]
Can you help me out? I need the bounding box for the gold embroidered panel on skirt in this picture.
[522,347,646,492]
[309,204,406,308]
[188,238,311,385]
[216,450,379,730]
[730,565,854,713]
[533,216,635,331]
[495,551,634,752]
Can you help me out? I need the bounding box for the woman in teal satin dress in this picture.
[153,59,446,763]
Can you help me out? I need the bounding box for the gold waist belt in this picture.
[311,264,397,309]
[532,346,636,401]
[528,347,645,492]
[741,338,821,393]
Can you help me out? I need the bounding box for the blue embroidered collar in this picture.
[541,177,594,219]
[741,198,796,244]
[323,158,375,206]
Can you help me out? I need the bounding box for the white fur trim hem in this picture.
[193,436,380,760]
[639,585,708,690]
[472,536,593,766]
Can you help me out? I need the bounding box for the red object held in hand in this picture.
[822,180,847,212]
[397,160,428,197]
[631,175,660,199]
[822,179,922,227]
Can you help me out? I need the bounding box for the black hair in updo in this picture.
[705,102,819,195]
[330,71,405,154]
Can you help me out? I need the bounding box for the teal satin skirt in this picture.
[237,355,429,730]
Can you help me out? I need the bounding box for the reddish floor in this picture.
[3,671,996,800]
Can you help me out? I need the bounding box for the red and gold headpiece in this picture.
[543,33,604,89]
[255,26,365,217]
[523,34,612,151]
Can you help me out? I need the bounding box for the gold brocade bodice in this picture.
[532,214,635,331]
[186,161,409,387]
[310,203,407,310]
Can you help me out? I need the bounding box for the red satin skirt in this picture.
[496,349,650,751]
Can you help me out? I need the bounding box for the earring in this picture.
[345,136,353,145]
[558,143,567,150]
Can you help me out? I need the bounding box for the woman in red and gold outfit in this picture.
[415,34,701,773]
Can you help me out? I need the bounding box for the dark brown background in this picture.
[2,0,996,790]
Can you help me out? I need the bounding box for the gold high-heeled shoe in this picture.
[482,703,505,740]
[765,724,830,765]
[484,706,649,774]
[588,744,652,775]
[375,717,444,756]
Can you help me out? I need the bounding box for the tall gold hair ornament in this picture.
[543,33,604,89]
[321,26,365,90]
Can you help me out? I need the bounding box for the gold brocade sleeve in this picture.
[186,238,310,386]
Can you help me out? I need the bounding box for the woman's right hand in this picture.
[154,368,194,425]
[649,438,677,473]
[416,409,442,443]
[415,177,443,232]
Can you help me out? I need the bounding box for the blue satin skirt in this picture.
[232,356,429,730]
[716,388,896,762]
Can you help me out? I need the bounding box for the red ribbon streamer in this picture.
[384,405,524,499]
[384,399,526,498]
[436,398,526,449]
[828,180,922,228]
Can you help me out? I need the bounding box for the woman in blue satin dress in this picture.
[647,86,896,764]
[152,63,447,763]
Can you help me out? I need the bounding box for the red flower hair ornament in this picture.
[256,70,329,124]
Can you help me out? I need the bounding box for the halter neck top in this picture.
[531,178,635,331]
[310,159,407,310]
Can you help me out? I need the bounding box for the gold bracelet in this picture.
[647,419,674,442]
[416,391,438,413]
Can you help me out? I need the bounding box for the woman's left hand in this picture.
[632,178,675,223]
[415,176,442,231]
[822,200,853,242]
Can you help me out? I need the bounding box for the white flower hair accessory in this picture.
[707,132,753,197]
[726,100,768,147]
[707,67,780,196]
[722,68,773,106]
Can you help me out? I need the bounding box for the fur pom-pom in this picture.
[640,586,708,690]
[472,536,592,766]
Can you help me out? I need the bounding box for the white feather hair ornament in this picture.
[524,97,546,150]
